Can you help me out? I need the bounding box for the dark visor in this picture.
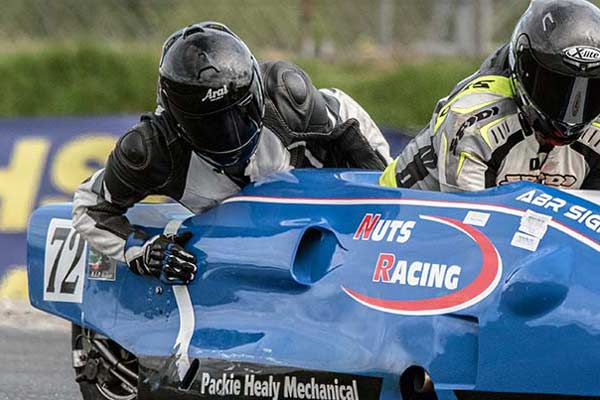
[164,80,264,167]
[517,49,600,126]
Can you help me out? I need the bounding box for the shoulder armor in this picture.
[106,114,177,197]
[119,129,147,168]
[444,99,521,158]
[260,60,330,136]
[434,75,515,134]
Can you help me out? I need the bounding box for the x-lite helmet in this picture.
[510,0,600,145]
[158,22,265,167]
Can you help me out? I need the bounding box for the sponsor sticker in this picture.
[169,359,383,400]
[343,215,503,316]
[519,210,551,239]
[463,211,490,227]
[88,248,116,281]
[509,209,550,252]
[511,231,540,252]
[563,45,600,66]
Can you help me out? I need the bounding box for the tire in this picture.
[71,324,138,400]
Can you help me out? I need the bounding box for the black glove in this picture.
[323,118,387,170]
[125,231,197,285]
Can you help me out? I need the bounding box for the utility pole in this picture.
[378,0,394,54]
[299,0,315,57]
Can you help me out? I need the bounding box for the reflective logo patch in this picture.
[563,46,600,68]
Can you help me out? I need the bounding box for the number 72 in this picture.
[43,219,87,303]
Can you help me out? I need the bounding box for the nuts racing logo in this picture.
[343,215,502,316]
[353,213,415,242]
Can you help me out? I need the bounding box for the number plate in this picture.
[43,218,87,303]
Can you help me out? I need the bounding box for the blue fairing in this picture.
[27,169,600,398]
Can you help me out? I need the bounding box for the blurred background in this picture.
[0,0,539,128]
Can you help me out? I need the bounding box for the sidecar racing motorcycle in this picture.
[27,169,600,400]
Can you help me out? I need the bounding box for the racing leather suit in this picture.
[380,45,600,191]
[73,61,392,262]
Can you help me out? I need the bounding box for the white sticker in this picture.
[511,231,541,252]
[519,210,552,239]
[463,211,490,227]
[43,219,87,303]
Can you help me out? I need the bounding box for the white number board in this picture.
[43,218,87,303]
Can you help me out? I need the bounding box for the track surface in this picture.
[0,327,80,400]
[0,300,80,400]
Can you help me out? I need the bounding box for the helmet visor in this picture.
[517,49,600,126]
[167,89,263,167]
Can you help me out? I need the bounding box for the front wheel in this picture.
[71,324,138,400]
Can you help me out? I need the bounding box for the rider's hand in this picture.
[324,118,387,170]
[125,231,197,285]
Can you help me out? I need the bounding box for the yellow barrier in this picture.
[0,267,28,300]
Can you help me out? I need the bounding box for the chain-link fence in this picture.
[0,0,563,60]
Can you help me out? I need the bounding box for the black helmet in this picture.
[158,22,264,167]
[510,0,600,145]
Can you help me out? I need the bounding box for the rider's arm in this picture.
[437,130,492,192]
[72,122,163,262]
[380,105,513,192]
[260,60,390,169]
[319,87,392,165]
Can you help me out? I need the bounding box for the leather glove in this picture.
[323,118,387,170]
[125,231,197,285]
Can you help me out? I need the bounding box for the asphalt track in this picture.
[0,301,80,400]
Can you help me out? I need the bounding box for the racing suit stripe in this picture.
[484,129,527,188]
[72,169,130,262]
[456,151,480,177]
[479,115,511,147]
[453,99,501,115]
[379,158,399,187]
[392,143,437,188]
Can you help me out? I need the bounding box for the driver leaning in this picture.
[381,0,600,192]
[72,22,391,285]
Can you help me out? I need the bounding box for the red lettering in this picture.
[372,253,395,282]
[354,213,381,240]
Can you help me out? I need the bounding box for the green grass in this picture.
[300,58,480,129]
[0,44,158,116]
[0,44,481,129]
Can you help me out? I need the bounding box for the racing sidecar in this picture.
[27,169,600,400]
